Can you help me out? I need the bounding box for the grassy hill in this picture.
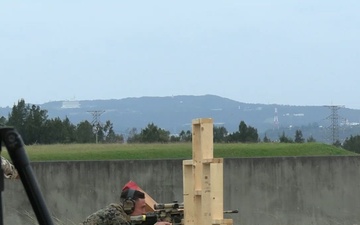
[2,142,357,161]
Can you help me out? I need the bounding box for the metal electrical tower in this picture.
[324,105,344,144]
[87,110,105,143]
[273,107,279,129]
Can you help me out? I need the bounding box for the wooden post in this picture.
[183,118,233,225]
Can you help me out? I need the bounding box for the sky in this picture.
[1,1,360,109]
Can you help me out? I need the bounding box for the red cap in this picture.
[122,180,140,191]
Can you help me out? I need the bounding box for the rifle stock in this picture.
[130,213,158,225]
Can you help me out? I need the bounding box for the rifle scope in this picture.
[154,201,183,210]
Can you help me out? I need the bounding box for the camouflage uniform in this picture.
[1,156,19,179]
[80,203,131,225]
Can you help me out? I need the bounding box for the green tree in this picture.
[333,140,342,147]
[227,121,258,143]
[226,132,240,143]
[7,99,29,142]
[127,128,141,143]
[139,123,170,143]
[0,116,7,126]
[43,117,65,144]
[25,104,48,144]
[238,121,248,142]
[307,135,316,143]
[102,120,124,143]
[34,116,76,144]
[93,122,104,143]
[179,130,192,142]
[213,126,228,143]
[7,99,49,144]
[279,131,293,143]
[246,126,259,142]
[343,135,360,153]
[169,135,180,142]
[61,117,76,143]
[263,133,271,142]
[294,129,305,143]
[76,120,95,143]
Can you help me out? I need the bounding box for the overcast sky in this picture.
[1,1,359,109]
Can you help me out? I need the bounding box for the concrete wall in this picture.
[3,156,360,225]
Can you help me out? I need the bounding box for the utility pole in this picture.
[324,105,343,145]
[87,110,105,144]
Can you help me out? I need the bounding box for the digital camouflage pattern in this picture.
[1,156,19,179]
[80,203,131,225]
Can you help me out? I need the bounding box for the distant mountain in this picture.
[1,95,360,143]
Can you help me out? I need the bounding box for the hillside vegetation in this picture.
[2,142,356,161]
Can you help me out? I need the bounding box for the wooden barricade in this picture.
[183,118,233,225]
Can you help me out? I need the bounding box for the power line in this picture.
[323,105,344,144]
[87,110,105,143]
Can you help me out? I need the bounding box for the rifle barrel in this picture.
[224,210,239,214]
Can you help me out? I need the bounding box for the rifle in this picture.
[130,201,238,225]
[130,201,183,225]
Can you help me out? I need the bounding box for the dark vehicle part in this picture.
[0,127,54,225]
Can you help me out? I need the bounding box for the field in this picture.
[1,142,357,161]
[2,142,359,225]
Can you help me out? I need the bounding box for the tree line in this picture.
[0,100,260,144]
[1,100,123,144]
[1,99,360,154]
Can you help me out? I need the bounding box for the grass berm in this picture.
[1,142,356,161]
